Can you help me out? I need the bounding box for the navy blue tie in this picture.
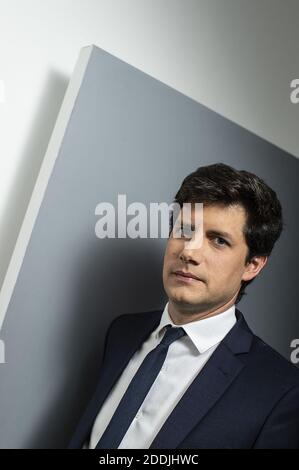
[95,324,186,449]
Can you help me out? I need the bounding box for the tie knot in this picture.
[160,325,186,347]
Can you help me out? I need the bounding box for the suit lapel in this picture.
[97,310,163,408]
[72,308,253,449]
[149,342,244,448]
[149,309,253,448]
[74,310,162,447]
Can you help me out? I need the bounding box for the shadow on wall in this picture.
[25,238,167,448]
[0,70,69,291]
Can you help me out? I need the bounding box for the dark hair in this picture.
[169,163,283,303]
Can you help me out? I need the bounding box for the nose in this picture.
[179,242,203,265]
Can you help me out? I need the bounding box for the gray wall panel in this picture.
[0,45,297,448]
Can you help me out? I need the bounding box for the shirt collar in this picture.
[155,301,236,354]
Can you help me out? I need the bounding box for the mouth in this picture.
[173,270,203,283]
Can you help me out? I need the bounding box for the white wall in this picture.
[0,0,298,290]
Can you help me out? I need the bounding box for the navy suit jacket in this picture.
[68,308,299,449]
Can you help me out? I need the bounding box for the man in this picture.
[68,163,299,449]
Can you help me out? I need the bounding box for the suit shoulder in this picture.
[250,332,299,386]
[108,308,163,328]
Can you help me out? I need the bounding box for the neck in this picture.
[168,296,237,325]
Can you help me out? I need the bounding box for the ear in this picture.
[241,256,268,282]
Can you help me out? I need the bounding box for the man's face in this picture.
[162,203,264,318]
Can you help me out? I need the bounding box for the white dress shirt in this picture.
[86,302,236,449]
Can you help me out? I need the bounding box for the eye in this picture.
[214,236,229,246]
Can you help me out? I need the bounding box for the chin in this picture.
[170,291,200,306]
